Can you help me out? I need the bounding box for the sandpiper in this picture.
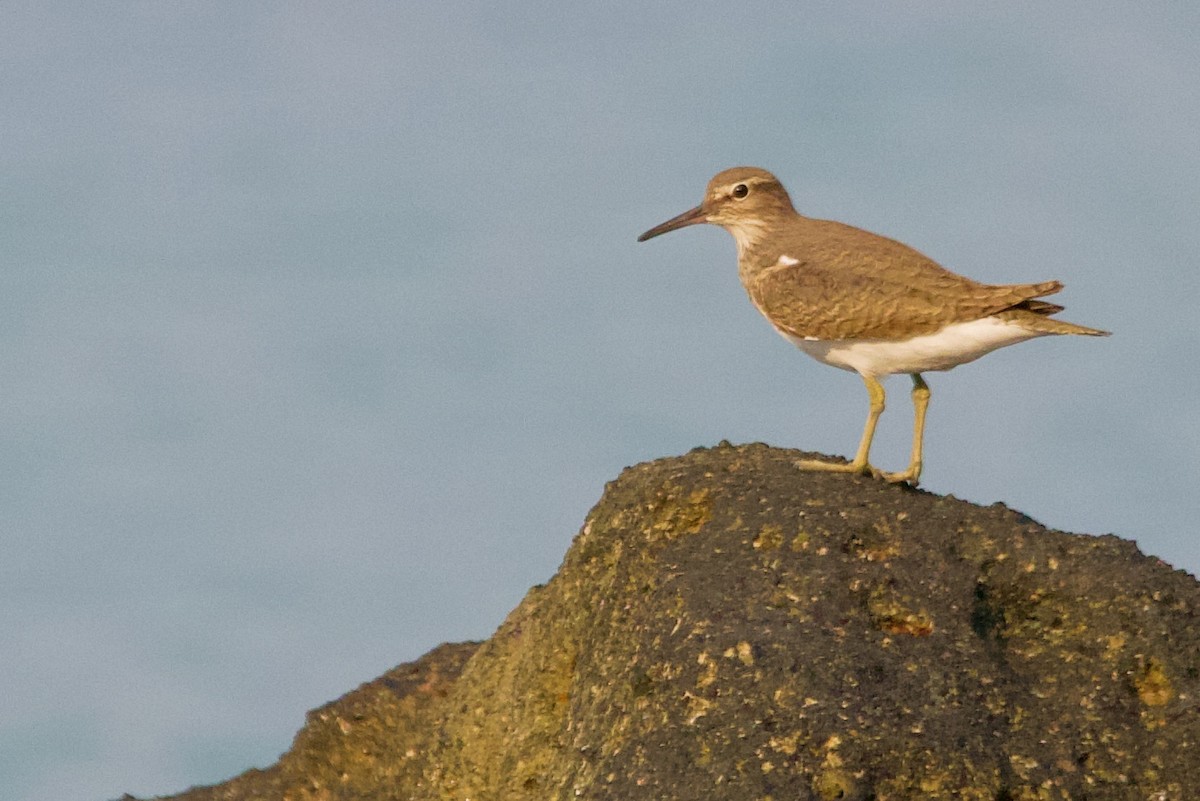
[637,167,1108,485]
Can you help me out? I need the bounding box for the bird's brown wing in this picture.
[746,220,1062,341]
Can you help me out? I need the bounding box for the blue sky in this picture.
[3,4,1198,799]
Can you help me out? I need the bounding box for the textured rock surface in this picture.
[140,444,1200,801]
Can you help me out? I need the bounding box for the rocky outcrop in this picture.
[142,443,1200,801]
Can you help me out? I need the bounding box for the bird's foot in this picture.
[796,458,882,479]
[797,457,921,486]
[879,463,922,487]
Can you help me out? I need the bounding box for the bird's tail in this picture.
[997,302,1110,336]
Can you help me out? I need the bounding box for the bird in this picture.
[637,167,1108,485]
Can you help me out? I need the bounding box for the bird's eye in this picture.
[732,183,749,199]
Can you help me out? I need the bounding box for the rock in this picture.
[154,642,478,801]
[140,444,1200,801]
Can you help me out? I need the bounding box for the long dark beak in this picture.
[637,205,707,242]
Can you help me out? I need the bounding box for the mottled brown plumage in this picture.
[745,226,1067,341]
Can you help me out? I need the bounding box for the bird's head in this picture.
[637,167,797,255]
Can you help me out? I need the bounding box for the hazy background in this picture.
[3,3,1197,799]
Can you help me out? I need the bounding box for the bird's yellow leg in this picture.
[798,374,885,477]
[880,374,930,485]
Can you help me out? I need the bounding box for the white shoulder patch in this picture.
[776,255,799,266]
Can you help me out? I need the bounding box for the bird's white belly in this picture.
[779,316,1046,376]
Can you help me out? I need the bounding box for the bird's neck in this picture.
[724,217,771,260]
[724,211,802,276]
